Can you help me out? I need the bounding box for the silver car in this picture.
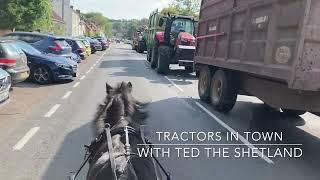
[0,68,11,104]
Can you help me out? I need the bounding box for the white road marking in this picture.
[73,82,80,88]
[164,76,184,92]
[13,127,40,151]
[86,70,91,74]
[195,102,274,164]
[62,91,72,99]
[89,67,94,71]
[80,75,86,80]
[44,104,61,118]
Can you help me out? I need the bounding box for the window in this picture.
[1,43,20,56]
[19,35,44,43]
[171,19,195,35]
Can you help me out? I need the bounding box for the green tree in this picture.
[110,19,149,39]
[83,12,113,37]
[0,0,52,31]
[161,0,200,17]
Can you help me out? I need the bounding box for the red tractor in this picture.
[147,13,197,74]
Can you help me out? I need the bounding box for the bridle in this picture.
[69,94,171,180]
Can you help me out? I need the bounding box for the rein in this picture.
[69,97,171,180]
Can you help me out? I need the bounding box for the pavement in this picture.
[0,43,320,180]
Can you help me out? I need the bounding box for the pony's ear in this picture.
[106,83,113,94]
[127,82,132,92]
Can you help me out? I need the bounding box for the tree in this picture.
[161,0,200,17]
[0,0,52,31]
[110,19,149,39]
[82,12,113,37]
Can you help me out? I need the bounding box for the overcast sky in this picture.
[71,0,173,19]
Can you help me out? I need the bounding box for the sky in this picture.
[71,0,173,19]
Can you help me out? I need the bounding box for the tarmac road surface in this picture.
[0,43,320,180]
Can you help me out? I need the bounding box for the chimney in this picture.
[70,5,73,9]
[76,9,80,14]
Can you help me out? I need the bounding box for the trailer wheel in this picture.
[156,46,170,75]
[198,66,212,102]
[137,42,144,53]
[150,47,158,69]
[210,70,237,113]
[282,109,306,116]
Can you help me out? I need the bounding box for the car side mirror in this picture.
[159,18,164,27]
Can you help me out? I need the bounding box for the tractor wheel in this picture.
[198,66,212,102]
[150,47,158,69]
[156,46,170,75]
[138,42,144,53]
[147,49,152,62]
[210,70,238,113]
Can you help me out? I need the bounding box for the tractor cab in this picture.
[160,15,196,47]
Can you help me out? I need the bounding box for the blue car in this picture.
[14,41,78,84]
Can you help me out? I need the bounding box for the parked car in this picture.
[0,68,11,104]
[3,32,72,58]
[14,41,78,84]
[85,37,102,54]
[95,37,109,50]
[71,53,81,63]
[65,38,87,60]
[0,39,30,84]
[79,39,92,56]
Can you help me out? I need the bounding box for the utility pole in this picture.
[62,0,65,20]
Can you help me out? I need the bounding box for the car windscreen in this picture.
[81,40,89,46]
[15,41,41,55]
[76,41,85,48]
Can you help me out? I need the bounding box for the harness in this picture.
[69,123,171,180]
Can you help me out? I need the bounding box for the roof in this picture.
[5,31,65,39]
[0,37,17,43]
[52,11,65,24]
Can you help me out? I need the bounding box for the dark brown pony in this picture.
[87,82,158,180]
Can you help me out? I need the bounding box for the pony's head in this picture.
[93,81,147,136]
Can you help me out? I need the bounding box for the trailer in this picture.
[195,0,320,114]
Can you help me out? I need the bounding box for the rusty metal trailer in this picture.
[195,0,320,114]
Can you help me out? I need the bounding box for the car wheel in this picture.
[32,66,52,84]
[156,45,170,75]
[210,70,238,113]
[198,66,212,102]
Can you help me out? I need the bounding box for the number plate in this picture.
[0,90,9,102]
[20,71,29,79]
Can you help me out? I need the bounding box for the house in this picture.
[51,0,83,36]
[51,11,65,35]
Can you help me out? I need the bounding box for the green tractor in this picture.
[132,30,147,53]
[146,9,197,74]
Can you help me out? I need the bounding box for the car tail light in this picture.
[0,58,16,66]
[49,42,63,52]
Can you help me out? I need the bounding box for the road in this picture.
[1,43,320,180]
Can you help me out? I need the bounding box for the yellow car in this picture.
[81,39,91,56]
